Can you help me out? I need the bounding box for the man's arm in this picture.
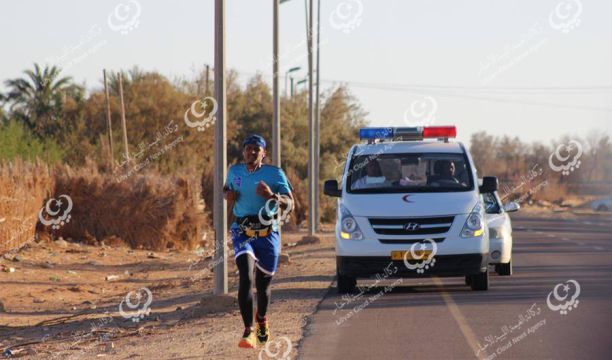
[256,181,294,213]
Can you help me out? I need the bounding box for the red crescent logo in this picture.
[402,194,414,203]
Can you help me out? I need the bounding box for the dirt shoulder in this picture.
[0,230,336,359]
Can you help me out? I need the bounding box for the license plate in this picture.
[391,250,433,261]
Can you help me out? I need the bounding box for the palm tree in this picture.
[4,63,73,138]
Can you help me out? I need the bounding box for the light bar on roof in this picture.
[359,126,456,141]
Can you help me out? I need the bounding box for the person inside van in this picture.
[352,159,388,189]
[429,160,460,185]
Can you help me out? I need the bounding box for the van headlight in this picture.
[339,205,363,240]
[461,202,484,238]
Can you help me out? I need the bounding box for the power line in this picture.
[323,80,612,113]
[235,70,612,93]
[233,70,612,112]
[320,78,612,94]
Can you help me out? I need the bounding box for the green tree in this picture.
[0,120,64,162]
[4,64,75,139]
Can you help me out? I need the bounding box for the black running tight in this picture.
[236,254,273,329]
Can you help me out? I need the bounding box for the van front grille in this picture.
[369,216,454,235]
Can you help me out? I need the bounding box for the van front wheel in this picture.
[337,272,356,294]
[469,270,489,291]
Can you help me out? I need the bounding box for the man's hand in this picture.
[256,181,275,199]
[223,185,239,201]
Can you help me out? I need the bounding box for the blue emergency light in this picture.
[358,127,394,139]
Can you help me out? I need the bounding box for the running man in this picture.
[224,134,294,349]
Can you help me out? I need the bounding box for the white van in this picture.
[324,126,498,292]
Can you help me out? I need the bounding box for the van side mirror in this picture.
[479,176,498,194]
[503,202,520,213]
[324,180,342,197]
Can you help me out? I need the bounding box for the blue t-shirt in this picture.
[225,163,293,218]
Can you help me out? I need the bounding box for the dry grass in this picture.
[0,160,53,254]
[45,163,208,251]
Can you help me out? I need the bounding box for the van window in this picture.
[347,153,474,193]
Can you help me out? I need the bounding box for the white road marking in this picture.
[594,246,604,250]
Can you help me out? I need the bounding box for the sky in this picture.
[1,0,611,144]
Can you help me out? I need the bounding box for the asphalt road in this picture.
[300,214,612,360]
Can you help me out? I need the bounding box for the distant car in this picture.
[483,191,519,276]
[591,197,612,212]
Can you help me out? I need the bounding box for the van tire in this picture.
[465,275,472,286]
[469,270,489,291]
[496,259,512,276]
[337,272,356,294]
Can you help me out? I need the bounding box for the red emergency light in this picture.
[423,126,457,139]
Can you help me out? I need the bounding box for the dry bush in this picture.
[320,194,337,225]
[0,160,53,254]
[285,168,306,229]
[534,180,569,204]
[48,163,208,251]
[502,179,570,207]
[200,163,214,217]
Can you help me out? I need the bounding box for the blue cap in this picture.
[242,134,267,149]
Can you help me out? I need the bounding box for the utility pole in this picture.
[103,69,115,173]
[213,0,228,295]
[118,72,130,165]
[314,0,321,230]
[205,64,210,96]
[305,0,317,241]
[272,0,281,168]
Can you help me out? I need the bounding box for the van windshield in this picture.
[346,152,474,193]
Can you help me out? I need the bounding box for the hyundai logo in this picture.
[404,222,420,231]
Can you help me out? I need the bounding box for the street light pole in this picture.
[314,0,321,230]
[213,0,228,295]
[272,0,281,168]
[306,0,316,238]
[285,66,301,98]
